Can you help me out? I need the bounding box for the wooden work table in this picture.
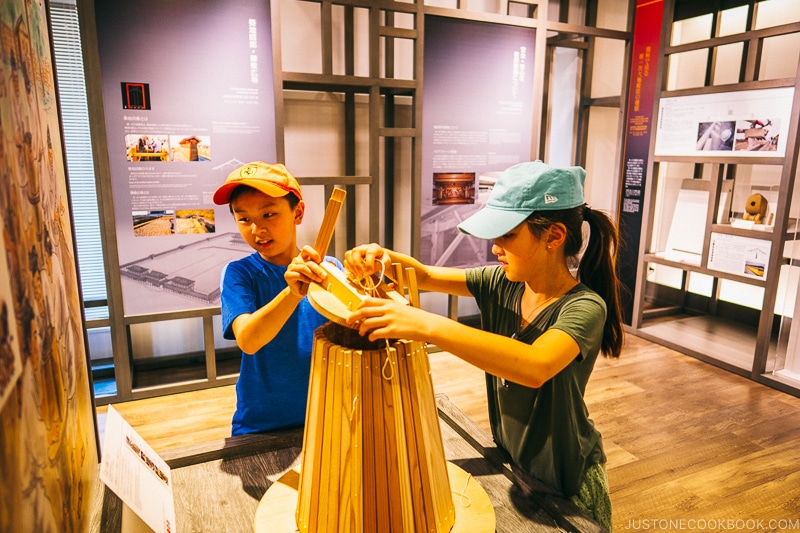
[90,394,604,532]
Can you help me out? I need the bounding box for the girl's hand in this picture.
[346,297,431,342]
[344,243,389,280]
[285,245,327,297]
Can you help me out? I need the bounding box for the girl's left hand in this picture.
[346,297,431,342]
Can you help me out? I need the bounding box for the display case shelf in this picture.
[643,254,769,288]
[637,314,764,374]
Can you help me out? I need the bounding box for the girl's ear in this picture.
[547,222,568,248]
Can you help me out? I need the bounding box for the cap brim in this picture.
[457,206,531,240]
[212,180,293,205]
[212,183,239,205]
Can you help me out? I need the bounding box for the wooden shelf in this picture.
[643,253,768,288]
[637,315,760,374]
[629,0,800,399]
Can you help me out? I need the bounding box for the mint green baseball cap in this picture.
[457,161,586,240]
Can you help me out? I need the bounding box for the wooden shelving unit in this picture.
[630,0,800,396]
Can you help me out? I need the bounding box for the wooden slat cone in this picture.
[295,323,456,533]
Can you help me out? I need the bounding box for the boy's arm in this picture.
[231,287,303,355]
[231,247,330,355]
[345,243,472,297]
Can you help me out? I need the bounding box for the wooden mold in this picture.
[294,327,457,533]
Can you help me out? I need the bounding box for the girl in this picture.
[344,160,623,531]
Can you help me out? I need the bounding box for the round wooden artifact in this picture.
[306,263,407,327]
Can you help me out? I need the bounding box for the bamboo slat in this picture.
[370,348,391,532]
[313,187,346,256]
[392,263,407,301]
[296,336,331,532]
[404,268,420,308]
[360,348,377,530]
[348,349,363,533]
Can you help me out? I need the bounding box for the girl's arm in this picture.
[346,298,580,388]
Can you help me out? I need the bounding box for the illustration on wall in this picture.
[0,211,23,411]
[0,0,99,530]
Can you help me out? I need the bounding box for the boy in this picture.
[213,161,339,436]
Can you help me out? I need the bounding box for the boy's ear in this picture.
[294,200,306,224]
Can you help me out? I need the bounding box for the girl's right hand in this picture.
[344,243,389,279]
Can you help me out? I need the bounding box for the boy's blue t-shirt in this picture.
[220,251,341,436]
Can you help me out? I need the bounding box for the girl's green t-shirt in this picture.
[465,265,607,497]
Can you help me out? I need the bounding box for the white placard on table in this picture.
[100,405,176,533]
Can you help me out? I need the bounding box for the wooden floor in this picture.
[97,334,800,532]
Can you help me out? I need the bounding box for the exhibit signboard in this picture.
[707,232,772,280]
[654,87,794,158]
[420,15,536,268]
[617,0,664,324]
[94,0,277,315]
[100,406,176,533]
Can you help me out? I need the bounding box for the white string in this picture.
[452,473,473,507]
[352,259,386,295]
[382,350,394,380]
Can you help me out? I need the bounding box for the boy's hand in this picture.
[285,245,327,297]
[344,243,388,280]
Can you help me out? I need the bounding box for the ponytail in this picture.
[579,207,624,358]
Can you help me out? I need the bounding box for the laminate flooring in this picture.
[96,333,800,532]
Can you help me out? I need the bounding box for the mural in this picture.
[0,0,99,531]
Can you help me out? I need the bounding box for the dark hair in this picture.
[525,205,624,358]
[227,185,300,212]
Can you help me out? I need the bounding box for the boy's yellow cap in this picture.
[213,161,302,205]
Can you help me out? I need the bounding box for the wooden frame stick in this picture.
[404,268,420,308]
[314,187,346,256]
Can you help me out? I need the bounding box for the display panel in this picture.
[654,87,794,158]
[420,15,536,267]
[94,0,277,315]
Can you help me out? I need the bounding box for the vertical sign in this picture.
[94,0,276,315]
[421,16,536,268]
[617,0,665,323]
